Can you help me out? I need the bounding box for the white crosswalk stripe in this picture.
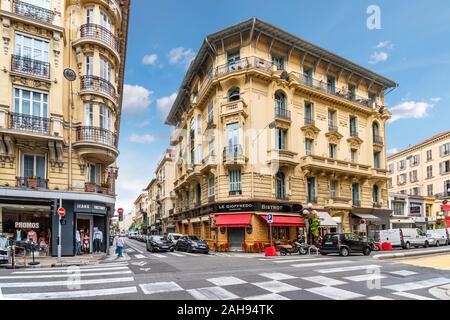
[393,292,436,300]
[306,286,365,300]
[150,253,167,258]
[291,260,353,268]
[383,277,450,292]
[167,252,185,257]
[317,264,381,274]
[0,270,132,280]
[273,257,331,264]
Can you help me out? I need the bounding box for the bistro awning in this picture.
[316,211,337,227]
[215,214,252,227]
[262,215,305,227]
[446,217,450,227]
[441,204,450,212]
[352,213,381,221]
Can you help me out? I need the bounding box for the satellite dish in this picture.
[63,68,77,81]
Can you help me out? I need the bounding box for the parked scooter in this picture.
[279,241,303,255]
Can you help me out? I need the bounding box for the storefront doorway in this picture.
[76,215,92,254]
[227,228,245,251]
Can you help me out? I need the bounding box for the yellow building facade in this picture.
[166,18,397,250]
[0,0,129,256]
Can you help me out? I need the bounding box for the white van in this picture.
[380,228,429,249]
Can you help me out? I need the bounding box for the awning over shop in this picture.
[215,214,252,227]
[316,211,337,227]
[390,216,415,224]
[352,213,381,221]
[182,219,189,224]
[190,217,201,223]
[262,215,305,227]
[441,204,450,212]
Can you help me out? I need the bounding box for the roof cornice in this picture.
[388,131,450,160]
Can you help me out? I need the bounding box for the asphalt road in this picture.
[1,238,449,300]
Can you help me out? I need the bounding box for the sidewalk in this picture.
[373,247,450,260]
[1,252,107,269]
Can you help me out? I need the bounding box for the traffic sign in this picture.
[57,207,66,217]
[360,219,366,225]
[267,214,273,224]
[117,208,124,214]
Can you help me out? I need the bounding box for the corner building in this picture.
[165,18,396,250]
[0,0,130,256]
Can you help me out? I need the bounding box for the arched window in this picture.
[372,122,380,141]
[228,87,240,102]
[372,185,379,204]
[274,91,287,111]
[276,172,286,200]
[196,183,201,206]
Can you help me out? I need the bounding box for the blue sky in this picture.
[116,0,450,213]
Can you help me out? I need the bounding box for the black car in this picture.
[175,235,209,254]
[320,233,372,257]
[146,236,174,252]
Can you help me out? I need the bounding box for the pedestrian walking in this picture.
[116,234,125,257]
[75,230,81,255]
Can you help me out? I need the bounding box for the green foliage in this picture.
[435,220,446,229]
[309,218,321,237]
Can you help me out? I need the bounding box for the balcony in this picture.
[373,135,384,145]
[206,114,216,129]
[12,0,54,24]
[223,145,246,166]
[16,177,48,189]
[304,118,315,126]
[9,113,49,135]
[201,152,217,173]
[80,75,117,104]
[84,183,114,195]
[325,197,352,209]
[11,55,50,80]
[328,124,338,132]
[350,131,359,138]
[352,200,362,207]
[300,155,371,178]
[267,149,299,167]
[73,126,119,165]
[307,196,318,204]
[274,107,291,122]
[220,100,247,118]
[208,195,215,203]
[373,202,382,208]
[78,24,120,59]
[290,72,375,110]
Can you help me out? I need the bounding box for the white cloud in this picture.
[389,101,434,122]
[136,120,151,128]
[156,92,177,119]
[430,97,441,103]
[168,47,195,67]
[369,51,389,64]
[387,148,398,156]
[142,54,158,65]
[375,41,394,49]
[128,134,156,144]
[123,84,153,113]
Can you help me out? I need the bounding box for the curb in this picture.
[373,248,450,260]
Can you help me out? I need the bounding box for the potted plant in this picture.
[27,176,39,189]
[85,182,97,192]
[99,181,110,194]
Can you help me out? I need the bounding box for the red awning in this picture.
[215,214,252,227]
[441,204,450,212]
[446,217,450,227]
[262,215,305,227]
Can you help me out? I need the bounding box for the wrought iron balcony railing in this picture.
[11,55,50,79]
[16,177,48,189]
[274,107,291,121]
[80,75,117,101]
[9,112,49,134]
[304,118,315,126]
[307,195,318,204]
[13,0,54,24]
[76,126,118,148]
[208,195,215,203]
[353,200,362,207]
[373,135,384,144]
[80,24,120,53]
[328,124,338,132]
[223,145,243,159]
[350,130,359,138]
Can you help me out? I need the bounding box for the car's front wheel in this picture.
[320,252,328,256]
[340,247,349,257]
[424,241,429,248]
[187,245,193,253]
[362,247,371,256]
[436,241,440,247]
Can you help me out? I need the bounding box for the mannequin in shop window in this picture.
[93,227,103,254]
[16,228,23,241]
[27,229,37,243]
[83,229,90,254]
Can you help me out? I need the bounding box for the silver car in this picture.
[426,231,447,247]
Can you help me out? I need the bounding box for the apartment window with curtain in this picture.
[100,10,112,31]
[276,172,286,199]
[100,58,112,82]
[393,201,404,215]
[427,184,433,197]
[196,144,202,165]
[14,87,48,118]
[86,6,94,24]
[374,151,381,169]
[227,51,240,71]
[398,174,406,185]
[351,149,357,163]
[208,175,215,198]
[410,154,420,167]
[329,144,337,159]
[22,154,46,187]
[86,55,93,75]
[276,128,287,150]
[85,103,93,127]
[388,163,394,174]
[305,138,313,155]
[440,143,450,157]
[303,68,313,85]
[330,180,337,199]
[229,169,242,195]
[14,33,49,76]
[307,177,316,203]
[426,150,433,161]
[328,110,336,129]
[327,77,336,94]
[372,185,379,204]
[398,159,406,171]
[272,55,285,70]
[352,183,360,206]
[441,160,450,174]
[304,102,313,124]
[349,116,357,136]
[87,163,101,184]
[411,187,421,196]
[427,165,433,179]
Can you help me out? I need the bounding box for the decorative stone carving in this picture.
[53,32,62,68]
[2,17,11,55]
[75,45,83,72]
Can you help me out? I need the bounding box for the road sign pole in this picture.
[58,215,61,262]
[270,223,272,247]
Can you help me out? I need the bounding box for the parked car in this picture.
[176,235,209,254]
[430,228,450,246]
[379,228,429,249]
[320,233,372,257]
[426,230,447,247]
[167,233,183,245]
[146,236,174,252]
[0,236,11,264]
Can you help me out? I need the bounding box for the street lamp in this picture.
[302,203,317,244]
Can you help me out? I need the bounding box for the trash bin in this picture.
[265,246,277,256]
[382,242,393,251]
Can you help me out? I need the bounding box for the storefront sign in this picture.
[215,202,303,213]
[15,222,39,229]
[217,202,255,212]
[414,217,426,223]
[409,204,422,217]
[75,202,108,215]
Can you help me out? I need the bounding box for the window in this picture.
[86,6,94,24]
[398,160,406,171]
[351,149,357,162]
[197,114,202,135]
[426,165,433,179]
[100,10,112,31]
[427,184,433,197]
[372,122,380,142]
[328,110,336,129]
[305,138,313,155]
[388,163,394,174]
[276,128,287,150]
[329,144,336,159]
[410,154,420,167]
[207,101,213,124]
[276,172,286,199]
[185,191,190,209]
[303,68,313,85]
[307,177,316,203]
[22,154,46,183]
[440,160,450,174]
[99,105,112,131]
[393,201,404,215]
[196,144,202,165]
[411,187,421,196]
[352,183,360,206]
[195,184,201,206]
[208,175,215,198]
[327,77,336,93]
[444,180,450,196]
[388,178,393,189]
[227,51,240,71]
[86,55,93,75]
[349,116,357,136]
[274,91,287,115]
[372,185,379,204]
[228,87,240,102]
[304,102,313,124]
[398,174,406,185]
[426,150,433,161]
[100,58,112,82]
[348,84,356,100]
[272,55,285,70]
[330,180,337,198]
[229,169,241,195]
[441,143,450,157]
[87,163,100,184]
[369,93,377,104]
[208,137,214,155]
[374,152,381,169]
[226,122,239,155]
[15,33,49,63]
[14,87,48,118]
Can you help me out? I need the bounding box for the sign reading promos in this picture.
[75,202,108,215]
[15,222,39,229]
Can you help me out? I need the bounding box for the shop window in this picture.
[193,223,201,237]
[270,226,290,241]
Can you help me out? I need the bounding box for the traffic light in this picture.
[118,213,123,222]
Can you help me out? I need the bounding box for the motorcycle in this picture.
[279,241,309,255]
[368,239,380,251]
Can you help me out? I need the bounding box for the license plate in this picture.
[325,242,332,245]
